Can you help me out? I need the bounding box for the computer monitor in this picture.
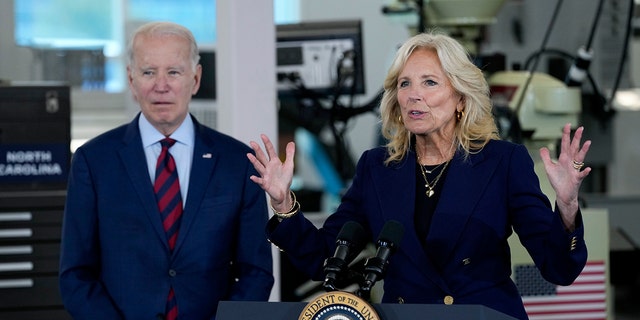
[276,20,365,97]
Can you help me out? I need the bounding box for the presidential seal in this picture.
[298,291,380,320]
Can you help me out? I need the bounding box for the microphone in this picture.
[358,220,404,300]
[322,221,367,292]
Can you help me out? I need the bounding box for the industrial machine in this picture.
[382,0,506,54]
[488,71,582,202]
[489,71,582,142]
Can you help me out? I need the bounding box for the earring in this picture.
[456,110,464,121]
[398,115,403,123]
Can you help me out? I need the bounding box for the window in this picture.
[15,0,122,49]
[15,0,299,92]
[128,0,217,45]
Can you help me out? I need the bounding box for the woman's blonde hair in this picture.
[380,31,499,165]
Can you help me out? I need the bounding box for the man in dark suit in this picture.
[59,21,274,319]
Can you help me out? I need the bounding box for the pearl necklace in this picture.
[418,159,450,198]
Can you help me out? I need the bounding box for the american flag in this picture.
[515,261,607,320]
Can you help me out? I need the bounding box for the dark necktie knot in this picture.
[160,137,177,149]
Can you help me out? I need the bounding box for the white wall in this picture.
[0,1,33,82]
[216,0,276,146]
[215,0,279,301]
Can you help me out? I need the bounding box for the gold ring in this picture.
[572,160,584,170]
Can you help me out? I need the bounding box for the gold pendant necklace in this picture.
[418,160,450,198]
[422,161,445,174]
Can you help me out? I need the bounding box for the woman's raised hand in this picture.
[247,134,296,212]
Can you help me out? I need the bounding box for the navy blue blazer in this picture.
[59,114,274,319]
[268,139,587,320]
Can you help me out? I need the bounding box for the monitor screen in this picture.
[276,20,365,97]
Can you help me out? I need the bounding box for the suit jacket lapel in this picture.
[377,146,501,290]
[173,118,217,254]
[118,116,170,250]
[428,148,498,267]
[376,152,449,291]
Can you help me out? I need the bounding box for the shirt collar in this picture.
[139,113,195,148]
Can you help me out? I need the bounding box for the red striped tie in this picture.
[154,137,182,320]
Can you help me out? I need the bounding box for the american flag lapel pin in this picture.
[202,153,212,158]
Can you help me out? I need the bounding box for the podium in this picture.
[216,301,518,320]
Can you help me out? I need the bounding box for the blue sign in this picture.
[0,143,69,183]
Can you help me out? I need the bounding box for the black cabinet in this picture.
[0,193,71,320]
[0,84,72,319]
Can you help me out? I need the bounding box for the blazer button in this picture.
[397,297,405,304]
[169,269,177,277]
[444,295,454,305]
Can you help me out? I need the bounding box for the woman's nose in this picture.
[406,85,422,102]
[408,93,421,102]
